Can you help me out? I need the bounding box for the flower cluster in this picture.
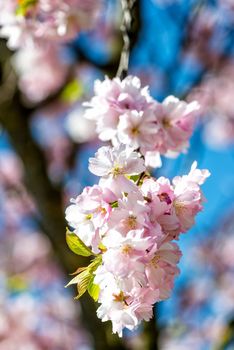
[0,0,103,102]
[65,143,210,336]
[0,0,102,49]
[84,76,200,168]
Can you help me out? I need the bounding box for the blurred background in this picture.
[0,0,234,349]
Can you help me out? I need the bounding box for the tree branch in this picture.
[0,40,127,350]
[143,306,160,350]
[117,0,137,79]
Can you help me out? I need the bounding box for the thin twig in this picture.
[117,0,137,79]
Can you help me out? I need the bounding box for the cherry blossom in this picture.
[172,162,210,232]
[0,0,102,49]
[65,73,209,336]
[189,63,234,148]
[65,185,116,253]
[84,76,200,168]
[65,142,209,336]
[106,192,148,235]
[12,45,69,102]
[89,144,145,178]
[88,144,145,196]
[117,109,159,150]
[84,75,155,141]
[145,242,181,300]
[156,96,200,156]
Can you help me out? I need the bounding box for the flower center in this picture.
[111,164,124,177]
[158,192,172,205]
[121,244,132,254]
[126,215,137,230]
[85,214,93,221]
[99,207,107,215]
[151,254,161,268]
[113,291,125,302]
[162,118,171,128]
[174,200,185,215]
[113,291,128,306]
[131,126,140,136]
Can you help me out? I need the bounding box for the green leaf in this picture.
[69,266,87,276]
[16,0,37,16]
[61,80,84,103]
[129,174,140,183]
[88,277,100,301]
[70,256,102,276]
[75,270,93,299]
[65,268,91,290]
[65,254,102,300]
[88,255,102,272]
[110,200,118,208]
[66,230,93,257]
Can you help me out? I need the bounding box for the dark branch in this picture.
[0,39,127,350]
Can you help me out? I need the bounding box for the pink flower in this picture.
[141,177,175,218]
[83,234,180,337]
[145,242,181,300]
[141,177,180,240]
[96,291,139,337]
[84,75,154,141]
[84,76,200,168]
[117,109,159,150]
[0,0,102,49]
[106,191,148,236]
[94,268,135,332]
[172,162,210,232]
[157,96,200,156]
[94,269,157,337]
[157,209,181,240]
[127,287,160,322]
[88,144,145,196]
[102,231,150,283]
[12,45,69,102]
[141,162,210,238]
[89,144,145,177]
[65,185,116,252]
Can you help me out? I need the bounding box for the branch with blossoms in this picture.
[0,0,212,346]
[62,0,210,340]
[65,74,210,337]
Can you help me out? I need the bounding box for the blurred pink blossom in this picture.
[12,45,69,103]
[0,0,102,48]
[190,63,234,148]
